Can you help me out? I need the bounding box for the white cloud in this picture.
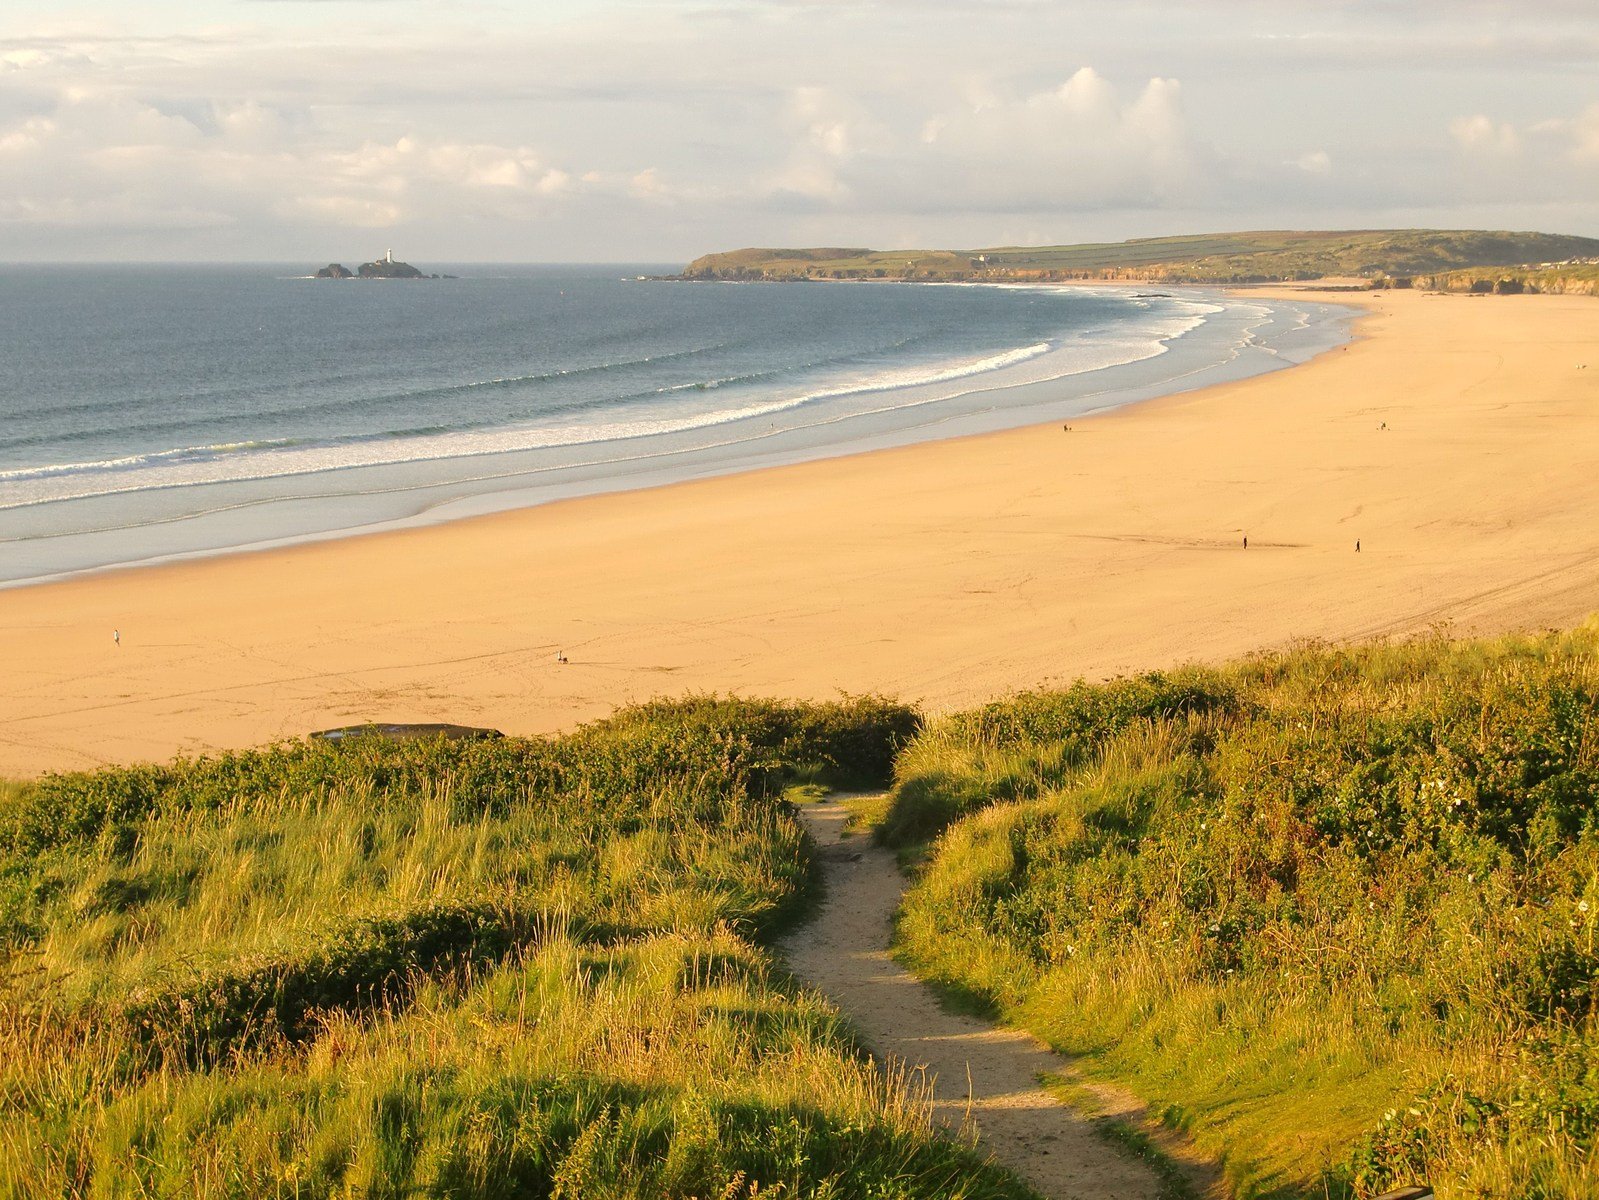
[1296,150,1332,175]
[1574,106,1599,162]
[0,85,596,236]
[838,68,1210,213]
[1533,104,1599,164]
[0,1,1594,259]
[1,48,55,70]
[1451,113,1520,155]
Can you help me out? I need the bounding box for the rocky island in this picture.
[314,251,450,280]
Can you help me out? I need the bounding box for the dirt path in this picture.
[781,800,1179,1200]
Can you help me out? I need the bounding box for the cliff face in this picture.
[1410,266,1599,296]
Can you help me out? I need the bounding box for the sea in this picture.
[0,264,1353,586]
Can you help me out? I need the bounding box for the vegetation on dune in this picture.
[0,696,1034,1199]
[11,628,1599,1198]
[881,627,1599,1198]
[680,229,1599,286]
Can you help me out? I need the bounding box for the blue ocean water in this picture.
[0,265,1352,583]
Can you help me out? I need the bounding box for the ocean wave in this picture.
[0,340,1064,510]
[0,439,305,484]
[0,339,744,448]
[0,284,1246,516]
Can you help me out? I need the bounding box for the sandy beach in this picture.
[3,286,1597,776]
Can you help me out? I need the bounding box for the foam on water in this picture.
[0,343,1058,508]
[0,268,1354,583]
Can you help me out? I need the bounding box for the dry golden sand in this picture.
[3,288,1598,776]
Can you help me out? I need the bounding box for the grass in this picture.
[0,695,1039,1199]
[880,625,1599,1199]
[680,230,1599,285]
[10,630,1599,1197]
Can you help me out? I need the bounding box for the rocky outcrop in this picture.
[358,257,426,279]
[313,256,446,280]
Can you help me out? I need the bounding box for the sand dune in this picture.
[3,287,1597,775]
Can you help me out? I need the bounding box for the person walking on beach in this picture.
[1243,535,1248,550]
[1355,540,1361,553]
[113,629,120,648]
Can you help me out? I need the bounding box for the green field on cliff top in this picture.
[682,228,1599,284]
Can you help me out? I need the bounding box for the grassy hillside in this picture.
[878,628,1599,1198]
[0,696,1035,1199]
[682,229,1599,285]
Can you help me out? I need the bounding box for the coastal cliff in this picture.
[681,229,1599,287]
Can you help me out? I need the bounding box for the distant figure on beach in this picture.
[556,651,567,664]
[1356,540,1361,553]
[1379,422,1388,430]
[1243,535,1248,549]
[112,629,120,647]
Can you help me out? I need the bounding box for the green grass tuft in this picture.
[887,625,1599,1198]
[0,696,1038,1199]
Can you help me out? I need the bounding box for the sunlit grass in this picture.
[885,623,1599,1198]
[0,696,1035,1199]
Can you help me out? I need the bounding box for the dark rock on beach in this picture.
[308,722,504,743]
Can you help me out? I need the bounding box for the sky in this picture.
[1,0,1596,263]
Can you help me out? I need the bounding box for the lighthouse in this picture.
[385,248,394,265]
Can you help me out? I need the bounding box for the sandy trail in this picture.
[782,801,1199,1200]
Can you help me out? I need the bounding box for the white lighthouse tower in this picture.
[385,248,394,264]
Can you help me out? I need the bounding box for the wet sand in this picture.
[3,288,1597,775]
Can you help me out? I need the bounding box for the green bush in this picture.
[889,627,1599,1197]
[879,668,1233,846]
[0,695,1030,1199]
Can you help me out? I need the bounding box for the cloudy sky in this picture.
[2,0,1596,262]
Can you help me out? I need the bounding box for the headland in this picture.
[677,228,1599,288]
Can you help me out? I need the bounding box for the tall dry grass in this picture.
[0,696,1033,1199]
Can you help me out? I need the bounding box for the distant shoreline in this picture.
[0,281,1349,589]
[676,228,1599,292]
[6,287,1599,774]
